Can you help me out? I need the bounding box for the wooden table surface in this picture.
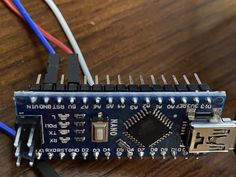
[0,0,236,176]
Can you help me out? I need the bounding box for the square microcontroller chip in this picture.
[127,113,171,147]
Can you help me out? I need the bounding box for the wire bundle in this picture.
[3,0,73,54]
[3,0,94,85]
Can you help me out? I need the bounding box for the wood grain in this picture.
[0,0,236,176]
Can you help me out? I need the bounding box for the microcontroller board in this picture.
[13,54,236,166]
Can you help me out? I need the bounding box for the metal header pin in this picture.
[139,75,145,85]
[106,75,111,84]
[161,74,168,85]
[170,97,175,104]
[193,73,202,85]
[95,75,99,84]
[172,75,179,85]
[16,156,22,167]
[29,159,34,167]
[36,74,42,84]
[60,152,65,160]
[44,97,50,104]
[30,96,37,104]
[48,153,53,160]
[15,141,22,157]
[116,151,122,159]
[27,126,35,147]
[94,151,99,160]
[183,74,190,85]
[28,141,35,157]
[150,75,156,85]
[60,74,65,85]
[14,126,22,147]
[150,151,155,159]
[84,75,87,84]
[82,152,88,160]
[129,75,134,85]
[118,75,122,84]
[36,152,42,160]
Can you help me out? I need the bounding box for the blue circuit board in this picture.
[14,91,226,160]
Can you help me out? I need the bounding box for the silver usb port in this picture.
[188,118,236,153]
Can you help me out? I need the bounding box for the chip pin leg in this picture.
[14,126,22,147]
[183,74,190,85]
[194,73,202,85]
[129,75,134,85]
[139,75,145,85]
[27,126,35,147]
[161,74,168,85]
[150,75,156,85]
[172,75,179,85]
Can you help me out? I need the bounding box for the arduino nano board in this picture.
[1,0,235,169]
[13,54,236,166]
